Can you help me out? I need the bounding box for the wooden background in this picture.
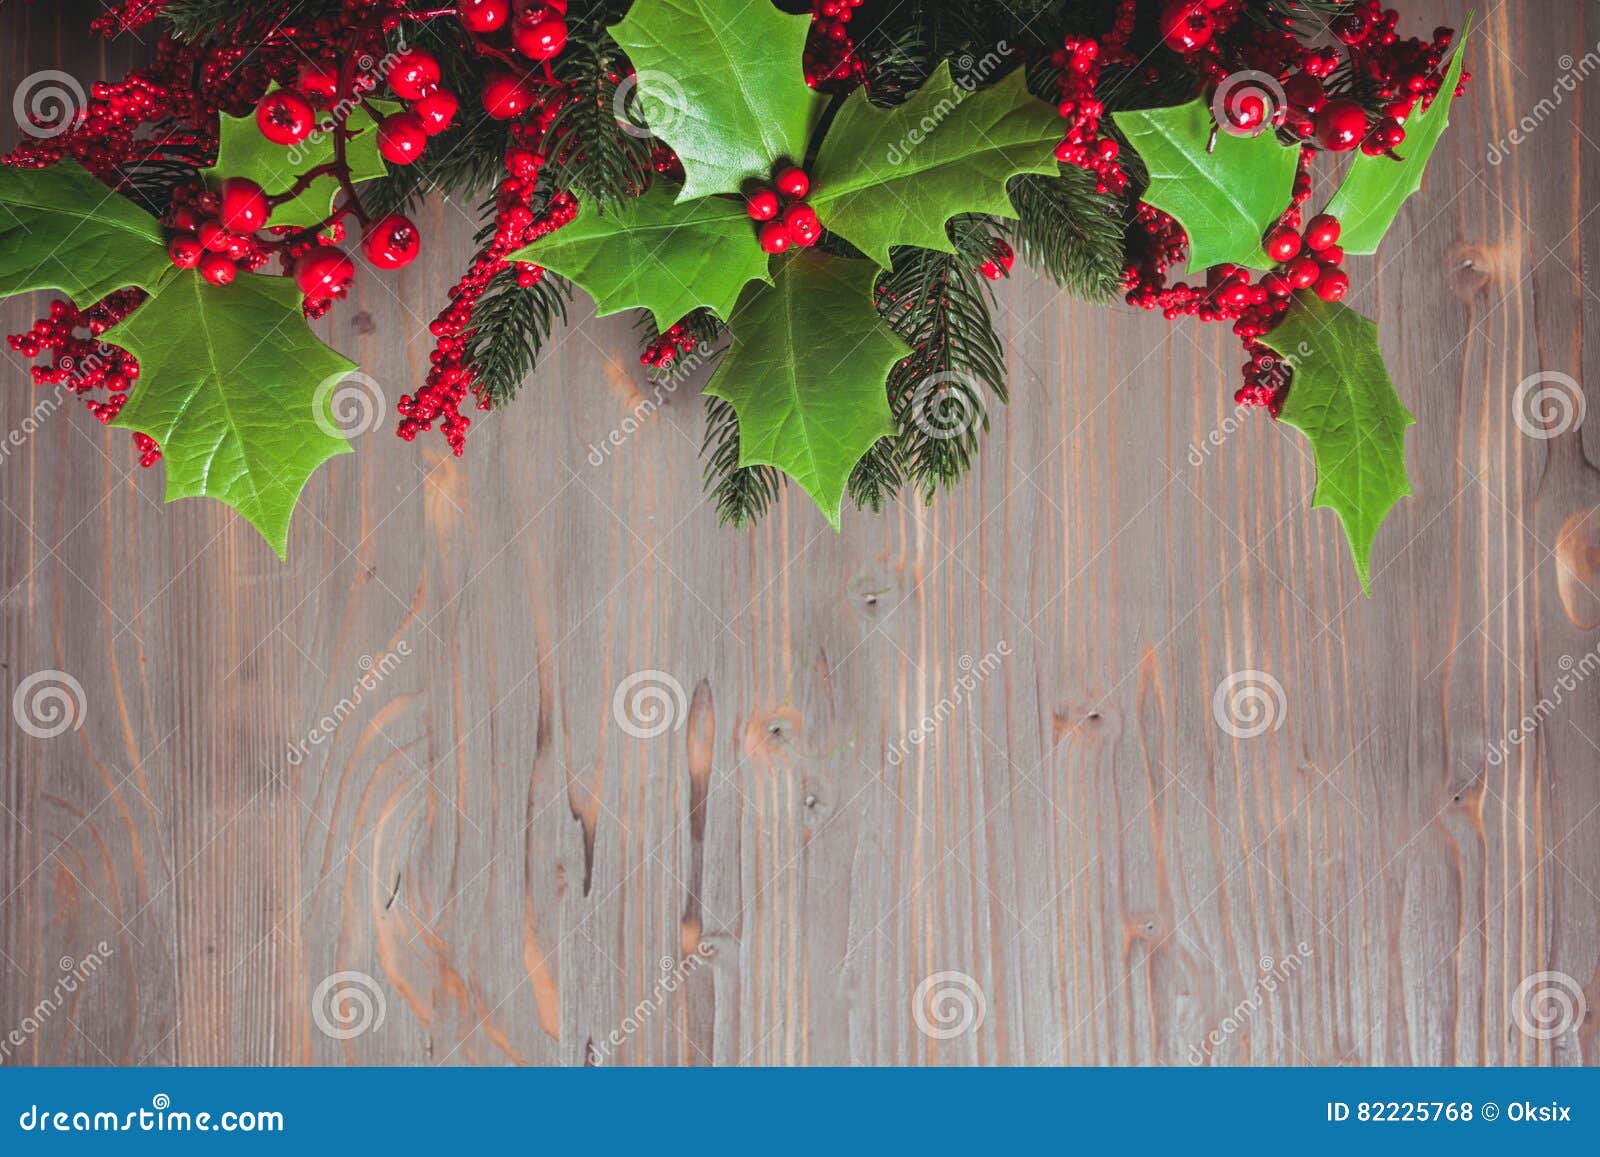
[2,0,1597,1067]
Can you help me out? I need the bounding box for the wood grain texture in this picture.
[1,0,1597,1067]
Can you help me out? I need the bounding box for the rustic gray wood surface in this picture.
[1,1,1596,1067]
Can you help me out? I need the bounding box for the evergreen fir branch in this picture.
[464,268,573,408]
[541,10,656,206]
[162,0,342,41]
[702,397,783,527]
[1006,167,1126,302]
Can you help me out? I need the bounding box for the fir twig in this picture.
[1006,167,1126,302]
[464,269,573,407]
[702,396,783,527]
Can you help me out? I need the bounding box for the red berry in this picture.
[505,146,542,180]
[297,64,340,102]
[198,252,237,286]
[413,88,459,136]
[219,177,270,232]
[1282,72,1325,114]
[758,221,792,254]
[458,0,510,32]
[1304,213,1341,251]
[979,259,1004,281]
[781,203,821,246]
[255,90,316,146]
[197,219,231,252]
[362,214,421,271]
[1286,255,1321,289]
[1317,244,1344,267]
[294,248,356,303]
[746,188,780,221]
[388,50,441,102]
[1160,1,1214,52]
[513,12,568,61]
[1315,100,1366,151]
[482,73,532,120]
[377,112,428,165]
[1225,93,1266,133]
[1265,226,1301,264]
[774,166,810,200]
[168,236,203,269]
[1313,267,1349,302]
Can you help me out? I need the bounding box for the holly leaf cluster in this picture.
[513,0,1061,525]
[0,158,366,556]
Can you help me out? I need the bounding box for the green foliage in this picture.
[1260,295,1415,593]
[162,0,342,41]
[1326,18,1470,254]
[1112,98,1300,272]
[107,271,356,557]
[702,396,783,527]
[609,0,826,200]
[0,159,172,308]
[467,269,574,408]
[508,184,772,329]
[203,93,395,229]
[541,9,656,206]
[703,253,908,526]
[811,63,1062,266]
[1005,166,1126,302]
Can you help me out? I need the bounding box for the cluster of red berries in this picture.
[1049,3,1137,196]
[803,0,868,90]
[746,165,821,255]
[463,0,570,120]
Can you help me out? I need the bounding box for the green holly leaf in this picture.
[609,0,826,201]
[202,93,397,230]
[1112,99,1300,273]
[1259,295,1415,593]
[809,63,1062,266]
[704,254,908,527]
[507,184,770,329]
[107,271,356,557]
[0,158,172,308]
[1325,16,1471,254]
